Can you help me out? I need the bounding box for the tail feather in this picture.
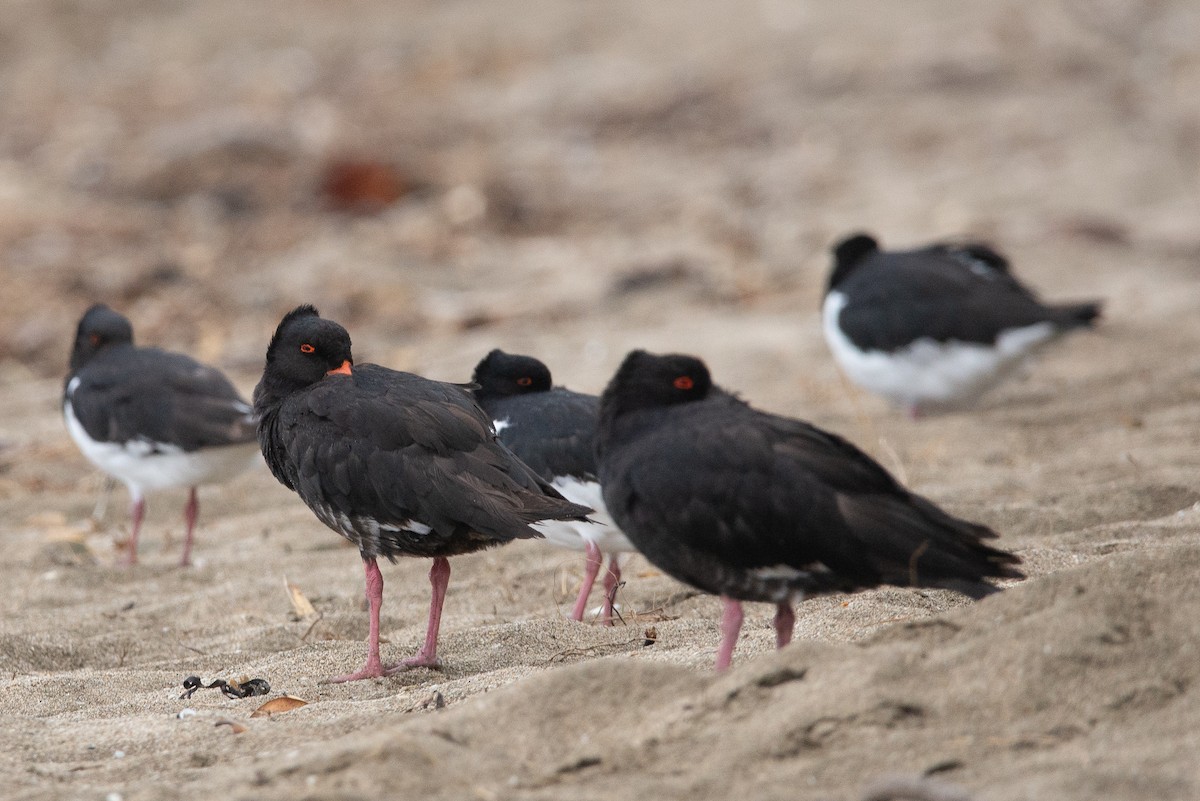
[1050,300,1102,329]
[836,493,1024,596]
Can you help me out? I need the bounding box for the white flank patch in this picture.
[380,520,433,536]
[63,399,260,497]
[822,291,1057,410]
[750,564,808,581]
[531,476,635,554]
[492,418,510,434]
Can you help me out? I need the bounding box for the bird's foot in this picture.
[319,653,394,684]
[320,653,442,683]
[390,652,442,672]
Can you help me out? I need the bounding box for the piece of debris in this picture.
[319,158,411,213]
[179,675,271,700]
[285,577,318,619]
[250,695,309,718]
[214,719,248,734]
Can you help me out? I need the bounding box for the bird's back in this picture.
[481,388,600,482]
[66,344,256,451]
[832,242,1100,352]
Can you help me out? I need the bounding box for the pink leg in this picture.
[570,541,603,622]
[123,495,145,567]
[324,557,389,683]
[774,602,795,649]
[600,555,622,626]
[399,556,450,668]
[715,597,744,672]
[179,487,199,567]
[324,556,449,683]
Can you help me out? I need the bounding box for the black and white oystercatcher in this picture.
[595,350,1023,670]
[254,307,591,682]
[63,304,259,566]
[823,233,1102,415]
[472,350,636,625]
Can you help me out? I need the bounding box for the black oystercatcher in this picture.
[596,350,1023,670]
[823,233,1101,415]
[63,304,259,566]
[254,306,591,682]
[472,349,635,625]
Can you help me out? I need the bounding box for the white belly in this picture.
[822,291,1056,410]
[532,476,635,554]
[64,400,261,499]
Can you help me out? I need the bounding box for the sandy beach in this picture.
[2,1,1199,798]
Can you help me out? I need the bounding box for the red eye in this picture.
[516,376,533,387]
[673,376,694,390]
[88,333,101,346]
[300,343,315,354]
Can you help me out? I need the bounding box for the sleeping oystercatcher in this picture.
[472,350,636,625]
[823,233,1102,415]
[595,350,1022,670]
[63,304,259,566]
[254,307,591,682]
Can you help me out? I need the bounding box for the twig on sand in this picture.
[544,637,648,664]
[172,638,207,657]
[299,611,325,642]
[632,589,703,621]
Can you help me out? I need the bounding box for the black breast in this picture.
[260,364,589,560]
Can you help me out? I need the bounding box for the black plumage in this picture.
[595,350,1023,670]
[824,232,1101,413]
[472,351,596,481]
[472,350,635,624]
[254,307,591,681]
[63,304,258,566]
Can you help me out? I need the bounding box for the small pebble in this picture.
[177,708,197,720]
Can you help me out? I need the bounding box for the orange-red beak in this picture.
[327,360,353,376]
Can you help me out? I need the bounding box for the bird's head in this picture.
[472,349,553,399]
[256,305,354,403]
[828,232,880,292]
[599,350,712,421]
[70,304,134,370]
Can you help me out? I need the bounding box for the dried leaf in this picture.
[643,627,658,646]
[215,719,247,734]
[284,577,318,619]
[251,695,308,717]
[319,159,410,212]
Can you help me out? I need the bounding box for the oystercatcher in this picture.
[254,306,591,682]
[595,350,1023,671]
[63,304,259,566]
[472,350,635,625]
[823,233,1102,415]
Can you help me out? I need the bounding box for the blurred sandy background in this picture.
[1,1,1199,799]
